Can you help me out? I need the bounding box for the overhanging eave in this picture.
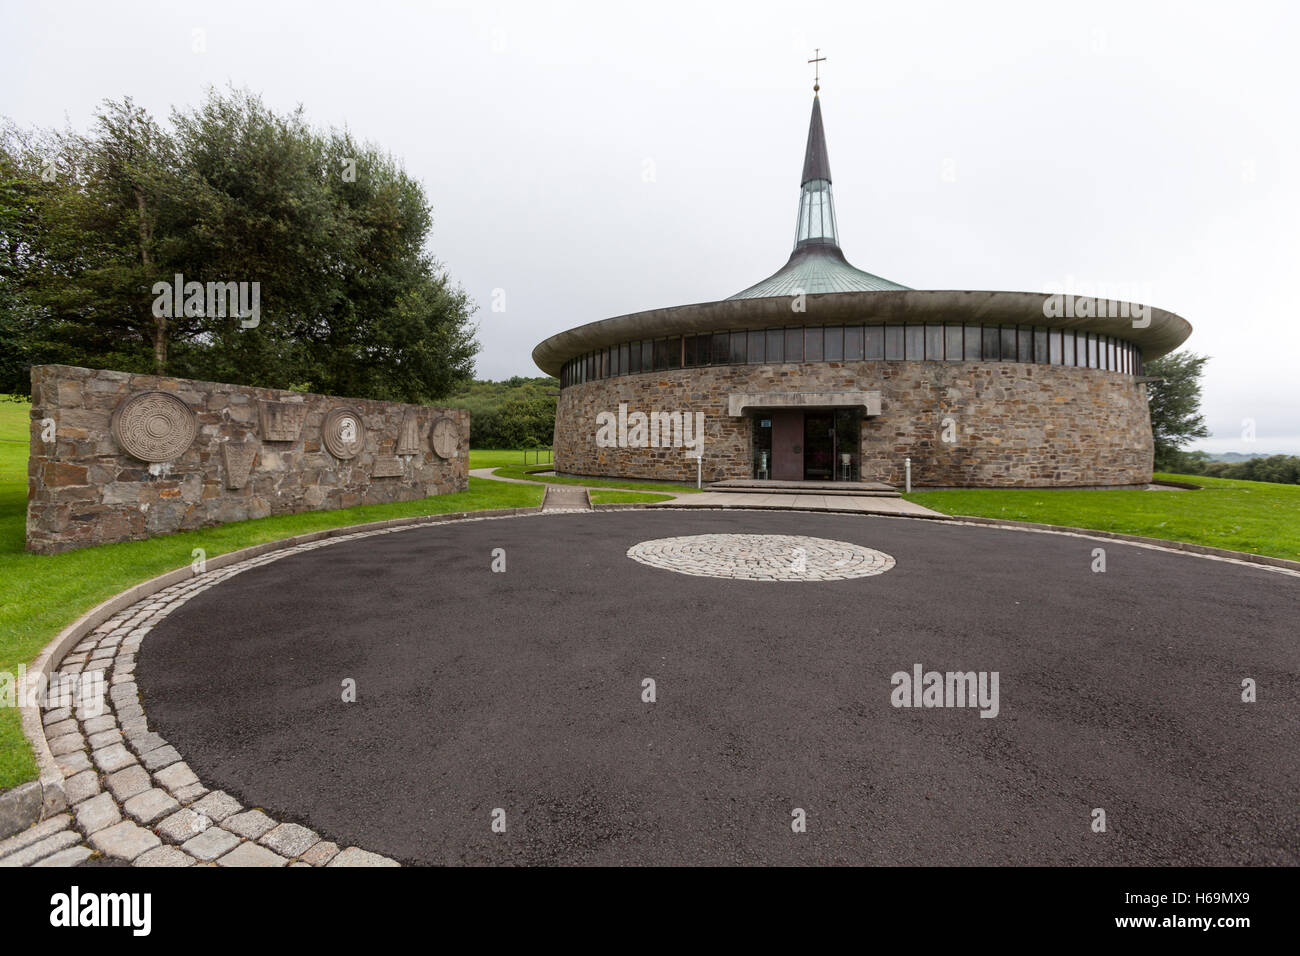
[531,289,1194,377]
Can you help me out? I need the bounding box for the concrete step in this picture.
[708,479,900,498]
[541,485,592,511]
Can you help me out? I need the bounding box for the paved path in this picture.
[469,467,947,518]
[653,491,946,517]
[468,467,562,486]
[111,509,1299,866]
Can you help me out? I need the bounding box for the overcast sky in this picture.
[4,0,1297,453]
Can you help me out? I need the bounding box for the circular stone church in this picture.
[532,87,1192,488]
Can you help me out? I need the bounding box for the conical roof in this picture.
[729,93,908,300]
[729,243,906,298]
[801,95,832,185]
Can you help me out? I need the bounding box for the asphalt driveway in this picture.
[135,510,1300,865]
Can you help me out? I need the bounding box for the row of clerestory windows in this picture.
[560,324,1143,388]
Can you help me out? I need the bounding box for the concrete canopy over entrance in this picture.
[728,390,881,417]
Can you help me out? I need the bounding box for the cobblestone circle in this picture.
[626,533,895,581]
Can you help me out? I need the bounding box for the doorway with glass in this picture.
[752,409,861,481]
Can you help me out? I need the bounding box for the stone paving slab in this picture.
[139,745,182,772]
[1,830,83,867]
[92,743,136,773]
[153,761,200,793]
[129,731,167,754]
[74,792,121,834]
[173,782,208,804]
[328,847,401,867]
[136,845,196,867]
[0,814,73,861]
[260,823,319,858]
[224,810,276,840]
[90,821,160,862]
[105,765,152,802]
[218,842,288,867]
[157,808,210,844]
[44,719,79,739]
[123,788,179,825]
[55,751,92,776]
[64,771,101,805]
[48,734,86,757]
[190,791,242,823]
[86,729,123,750]
[300,841,340,866]
[32,846,94,867]
[181,826,241,862]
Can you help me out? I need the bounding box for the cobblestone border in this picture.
[3,504,548,863]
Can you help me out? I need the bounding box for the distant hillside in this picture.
[1171,450,1300,485]
[1207,451,1278,462]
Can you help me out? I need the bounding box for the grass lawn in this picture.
[469,448,702,493]
[588,490,675,505]
[467,449,555,470]
[906,473,1300,561]
[0,402,543,791]
[469,456,702,495]
[491,465,703,493]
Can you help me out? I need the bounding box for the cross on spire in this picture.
[808,48,826,93]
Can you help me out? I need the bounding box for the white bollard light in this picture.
[905,457,912,493]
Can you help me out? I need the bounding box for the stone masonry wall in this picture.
[553,361,1152,487]
[26,365,469,553]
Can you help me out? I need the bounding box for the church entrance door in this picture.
[770,411,804,480]
[752,408,862,481]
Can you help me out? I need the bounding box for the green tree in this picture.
[443,376,558,447]
[1144,351,1210,471]
[1232,454,1300,485]
[1160,448,1211,475]
[0,87,478,402]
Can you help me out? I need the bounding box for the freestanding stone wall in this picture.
[553,361,1153,487]
[26,365,469,553]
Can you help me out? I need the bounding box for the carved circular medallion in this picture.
[322,406,365,459]
[111,391,197,463]
[431,417,460,459]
